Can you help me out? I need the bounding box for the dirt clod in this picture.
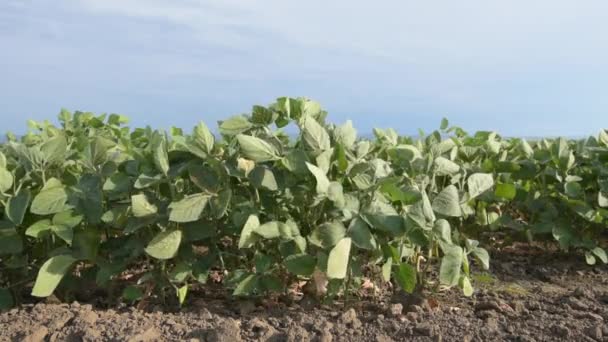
[23,326,49,342]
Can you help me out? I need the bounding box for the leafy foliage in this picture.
[0,98,606,309]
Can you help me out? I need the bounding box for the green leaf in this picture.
[233,274,258,296]
[591,247,608,264]
[78,174,103,224]
[460,275,474,297]
[284,254,316,276]
[327,182,345,208]
[151,133,169,176]
[0,288,14,310]
[334,120,357,148]
[122,286,144,302]
[302,116,330,151]
[306,162,330,194]
[145,230,182,260]
[564,182,582,198]
[309,221,346,249]
[191,121,215,155]
[439,245,463,287]
[6,189,31,225]
[31,182,69,216]
[382,258,392,282]
[31,255,77,297]
[131,194,158,218]
[432,185,462,217]
[494,183,516,200]
[434,157,460,176]
[219,115,253,136]
[177,285,188,306]
[0,152,6,168]
[239,215,260,249]
[0,167,13,193]
[599,192,608,208]
[249,166,278,191]
[0,227,22,254]
[103,173,132,194]
[72,229,100,261]
[347,217,377,250]
[236,134,280,162]
[41,135,67,165]
[327,237,351,279]
[471,247,490,270]
[25,219,53,238]
[468,173,494,199]
[394,263,417,293]
[254,221,282,239]
[168,193,210,223]
[440,118,449,130]
[433,219,452,244]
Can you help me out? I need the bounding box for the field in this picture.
[0,97,607,341]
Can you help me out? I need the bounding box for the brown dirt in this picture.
[1,246,608,342]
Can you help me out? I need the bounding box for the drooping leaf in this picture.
[306,162,330,194]
[145,230,182,260]
[327,237,351,279]
[6,189,31,225]
[468,173,494,199]
[347,217,377,250]
[439,245,463,287]
[309,221,346,249]
[249,166,278,191]
[302,116,331,151]
[0,167,13,193]
[432,185,462,217]
[31,255,77,297]
[434,157,460,176]
[151,132,170,176]
[239,215,260,249]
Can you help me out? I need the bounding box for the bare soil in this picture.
[1,245,608,342]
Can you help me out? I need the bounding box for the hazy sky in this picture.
[1,0,607,136]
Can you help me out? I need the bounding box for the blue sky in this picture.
[1,0,607,137]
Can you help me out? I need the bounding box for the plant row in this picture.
[0,97,606,309]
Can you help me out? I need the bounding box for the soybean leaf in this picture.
[306,162,330,194]
[432,185,462,217]
[31,182,69,216]
[236,134,280,162]
[327,237,351,279]
[219,115,253,136]
[494,183,516,200]
[284,254,316,276]
[439,245,463,287]
[468,173,494,199]
[31,254,77,297]
[394,263,417,293]
[347,217,377,250]
[0,168,13,193]
[145,230,182,260]
[168,193,210,223]
[6,189,31,225]
[131,194,158,218]
[302,116,330,151]
[239,215,260,249]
